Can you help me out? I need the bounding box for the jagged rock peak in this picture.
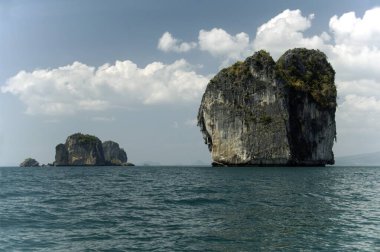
[198,48,336,166]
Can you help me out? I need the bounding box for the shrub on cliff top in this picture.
[250,50,275,74]
[276,48,337,109]
[71,133,99,144]
[221,60,250,81]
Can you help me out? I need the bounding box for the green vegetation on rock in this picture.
[276,48,337,109]
[73,133,99,144]
[220,60,251,82]
[223,61,243,75]
[250,50,275,74]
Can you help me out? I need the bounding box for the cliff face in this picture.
[55,144,68,165]
[102,141,128,165]
[54,133,105,166]
[197,48,336,166]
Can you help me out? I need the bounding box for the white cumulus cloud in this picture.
[2,59,209,116]
[198,28,252,66]
[253,9,327,59]
[328,8,380,81]
[324,8,380,124]
[329,8,380,47]
[158,32,197,53]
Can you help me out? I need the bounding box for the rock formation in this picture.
[20,158,40,167]
[102,140,128,165]
[54,133,105,166]
[197,48,337,166]
[54,133,131,166]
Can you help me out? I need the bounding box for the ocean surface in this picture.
[0,166,379,251]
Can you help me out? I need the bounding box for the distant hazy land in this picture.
[335,152,380,166]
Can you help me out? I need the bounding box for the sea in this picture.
[0,166,379,251]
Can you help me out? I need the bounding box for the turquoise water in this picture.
[0,166,379,251]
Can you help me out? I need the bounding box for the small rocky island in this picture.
[103,141,128,165]
[198,48,337,166]
[54,133,132,166]
[20,158,40,167]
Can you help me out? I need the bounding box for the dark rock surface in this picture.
[20,158,40,167]
[102,140,128,165]
[54,133,105,166]
[55,144,68,166]
[123,162,135,166]
[198,48,336,166]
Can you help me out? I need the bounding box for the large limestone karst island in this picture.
[197,48,337,166]
[54,133,130,166]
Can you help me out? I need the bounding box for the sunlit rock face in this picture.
[54,133,105,166]
[198,48,336,166]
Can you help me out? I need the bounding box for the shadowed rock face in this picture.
[54,133,105,166]
[197,48,336,166]
[102,141,128,165]
[55,144,68,165]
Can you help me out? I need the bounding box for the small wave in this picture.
[41,198,71,204]
[186,188,219,194]
[164,197,227,206]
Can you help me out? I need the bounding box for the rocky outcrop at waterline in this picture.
[197,48,337,166]
[54,133,105,166]
[20,158,40,167]
[102,140,128,165]
[54,133,131,166]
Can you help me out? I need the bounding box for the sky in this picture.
[1,0,380,166]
